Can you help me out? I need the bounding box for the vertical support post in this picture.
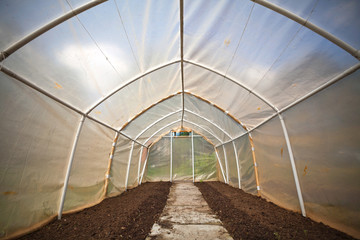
[104,131,119,198]
[222,145,229,184]
[191,131,195,182]
[140,147,150,184]
[278,114,306,217]
[214,147,227,184]
[248,133,261,196]
[125,141,135,191]
[232,141,241,189]
[170,131,173,182]
[58,115,85,219]
[137,146,144,185]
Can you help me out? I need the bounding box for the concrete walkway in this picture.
[146,182,233,240]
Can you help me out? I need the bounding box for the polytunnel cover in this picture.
[0,0,360,239]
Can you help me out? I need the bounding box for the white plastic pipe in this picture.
[58,115,85,219]
[215,148,227,184]
[0,0,107,61]
[232,141,241,189]
[191,131,195,182]
[222,145,229,184]
[278,114,306,217]
[170,131,173,182]
[125,141,135,191]
[251,0,360,60]
[137,146,143,185]
[139,147,150,184]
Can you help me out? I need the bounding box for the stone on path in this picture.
[146,182,233,240]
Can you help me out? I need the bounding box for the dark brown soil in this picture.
[196,181,355,240]
[18,182,171,240]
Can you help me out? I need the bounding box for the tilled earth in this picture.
[17,182,171,240]
[195,181,355,240]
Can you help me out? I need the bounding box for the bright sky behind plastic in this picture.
[1,0,359,145]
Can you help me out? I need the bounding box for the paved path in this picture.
[146,182,233,240]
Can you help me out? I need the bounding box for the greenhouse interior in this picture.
[0,0,359,239]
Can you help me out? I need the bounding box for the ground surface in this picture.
[196,181,355,240]
[16,181,356,240]
[18,182,171,240]
[147,182,232,239]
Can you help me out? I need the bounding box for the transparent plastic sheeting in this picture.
[123,92,245,145]
[184,62,274,130]
[106,134,131,196]
[143,122,182,148]
[146,133,217,182]
[184,0,358,111]
[283,70,360,238]
[184,112,230,143]
[193,137,217,181]
[127,143,142,188]
[268,0,360,49]
[223,142,238,188]
[215,145,227,183]
[146,136,171,182]
[221,138,257,195]
[122,94,182,139]
[63,118,114,213]
[3,0,180,114]
[234,135,257,194]
[182,121,221,147]
[0,0,359,239]
[134,111,182,144]
[0,0,71,50]
[89,62,181,129]
[251,116,301,213]
[184,94,245,139]
[0,72,80,239]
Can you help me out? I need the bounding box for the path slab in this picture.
[146,182,233,240]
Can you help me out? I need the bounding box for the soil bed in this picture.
[196,181,355,240]
[18,182,171,240]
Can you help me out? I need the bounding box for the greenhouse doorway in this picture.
[145,130,218,182]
